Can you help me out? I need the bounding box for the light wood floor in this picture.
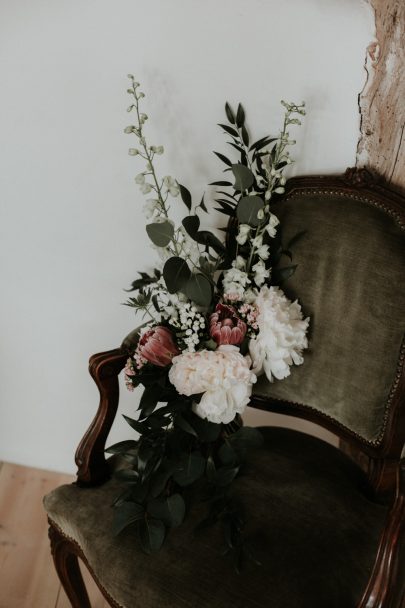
[0,461,110,608]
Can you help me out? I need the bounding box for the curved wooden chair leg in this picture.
[49,522,91,608]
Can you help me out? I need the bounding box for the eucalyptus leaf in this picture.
[139,518,166,553]
[183,273,213,307]
[146,221,174,247]
[231,164,254,192]
[236,195,264,227]
[163,257,191,293]
[112,502,145,535]
[182,215,200,238]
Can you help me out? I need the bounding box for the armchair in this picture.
[44,170,405,607]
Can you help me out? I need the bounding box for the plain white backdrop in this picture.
[0,0,374,473]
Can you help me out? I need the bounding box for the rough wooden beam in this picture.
[357,0,405,194]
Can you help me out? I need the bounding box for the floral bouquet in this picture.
[108,75,309,562]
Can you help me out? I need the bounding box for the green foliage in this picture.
[118,80,306,564]
[173,451,206,486]
[139,518,166,553]
[163,257,191,293]
[272,265,298,285]
[183,273,213,307]
[123,289,152,314]
[126,269,161,293]
[112,502,145,535]
[236,195,264,227]
[147,494,185,528]
[146,221,174,247]
[182,215,200,237]
[178,183,192,211]
[225,102,235,124]
[231,164,254,192]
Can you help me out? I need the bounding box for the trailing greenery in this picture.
[109,76,307,567]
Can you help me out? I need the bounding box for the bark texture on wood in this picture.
[357,0,405,194]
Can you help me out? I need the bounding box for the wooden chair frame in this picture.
[48,169,405,608]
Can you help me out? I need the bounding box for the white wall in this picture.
[0,0,374,473]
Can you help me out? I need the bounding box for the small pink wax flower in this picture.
[209,304,247,346]
[124,358,136,391]
[137,326,180,367]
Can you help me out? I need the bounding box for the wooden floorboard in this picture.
[0,462,110,608]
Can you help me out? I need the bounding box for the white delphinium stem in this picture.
[126,75,183,257]
[244,101,305,278]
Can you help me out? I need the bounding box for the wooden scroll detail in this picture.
[343,167,378,188]
[48,522,91,608]
[75,349,127,486]
[357,1,405,196]
[48,520,122,608]
[358,460,405,608]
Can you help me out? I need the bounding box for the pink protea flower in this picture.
[209,304,247,346]
[137,326,180,367]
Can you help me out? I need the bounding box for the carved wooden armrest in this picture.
[75,349,128,486]
[359,458,405,607]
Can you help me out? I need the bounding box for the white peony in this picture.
[169,345,256,424]
[249,286,309,381]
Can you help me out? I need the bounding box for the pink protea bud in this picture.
[209,304,247,346]
[137,326,180,367]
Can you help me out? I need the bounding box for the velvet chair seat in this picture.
[44,427,388,608]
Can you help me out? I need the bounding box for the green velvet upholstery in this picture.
[255,194,405,443]
[44,427,388,608]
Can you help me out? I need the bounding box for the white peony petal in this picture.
[249,286,309,382]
